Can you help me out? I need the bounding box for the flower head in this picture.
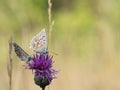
[27,54,57,88]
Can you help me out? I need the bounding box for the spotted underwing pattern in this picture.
[30,28,48,54]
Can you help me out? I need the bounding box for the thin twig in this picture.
[7,37,13,90]
[48,0,54,50]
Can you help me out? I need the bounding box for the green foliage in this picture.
[0,0,120,66]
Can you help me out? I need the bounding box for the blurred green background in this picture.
[1,0,120,90]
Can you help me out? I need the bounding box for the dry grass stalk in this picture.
[48,1,54,90]
[7,37,13,90]
[48,0,54,49]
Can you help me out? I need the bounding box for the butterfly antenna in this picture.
[50,51,58,55]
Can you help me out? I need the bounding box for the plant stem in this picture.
[42,86,45,90]
[7,37,13,90]
[48,0,54,50]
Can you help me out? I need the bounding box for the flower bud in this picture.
[34,74,52,89]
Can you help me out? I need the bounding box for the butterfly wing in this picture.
[13,42,31,62]
[29,28,47,54]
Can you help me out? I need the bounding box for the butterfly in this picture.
[29,28,48,54]
[13,28,48,62]
[13,42,31,62]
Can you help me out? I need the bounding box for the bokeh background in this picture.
[1,0,120,90]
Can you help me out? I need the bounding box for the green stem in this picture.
[42,87,45,90]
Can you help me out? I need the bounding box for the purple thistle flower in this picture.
[27,54,58,89]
